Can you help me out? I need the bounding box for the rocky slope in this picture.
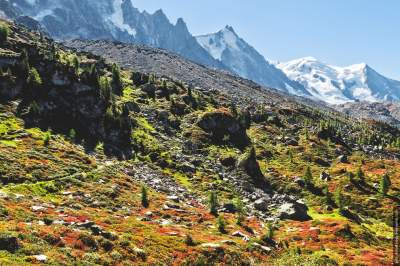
[0,20,399,265]
[336,101,400,128]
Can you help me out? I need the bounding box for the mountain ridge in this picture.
[277,57,400,104]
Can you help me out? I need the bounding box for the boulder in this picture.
[294,177,305,187]
[232,231,250,242]
[285,139,298,146]
[314,157,331,167]
[254,198,269,212]
[337,155,348,163]
[220,203,236,213]
[197,109,249,148]
[220,156,236,167]
[250,242,272,254]
[320,171,331,182]
[276,201,311,221]
[0,235,20,252]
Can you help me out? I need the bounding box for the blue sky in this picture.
[134,0,400,79]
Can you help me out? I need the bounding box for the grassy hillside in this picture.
[0,20,399,265]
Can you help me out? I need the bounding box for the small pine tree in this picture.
[323,185,332,206]
[335,189,345,213]
[28,101,40,116]
[141,185,149,208]
[43,131,51,146]
[288,149,293,163]
[356,166,364,183]
[112,63,123,95]
[27,67,42,89]
[216,215,226,233]
[99,76,112,103]
[184,234,195,246]
[209,191,218,216]
[131,72,142,86]
[69,129,76,141]
[379,174,391,196]
[0,23,9,43]
[266,222,274,240]
[72,56,80,75]
[304,166,313,187]
[230,102,238,117]
[347,172,354,183]
[233,198,245,226]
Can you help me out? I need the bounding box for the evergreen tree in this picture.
[288,149,293,163]
[112,63,123,95]
[72,56,80,75]
[69,129,76,141]
[233,198,245,226]
[347,172,355,183]
[131,71,142,86]
[304,166,313,187]
[335,189,345,213]
[209,191,218,216]
[230,102,238,117]
[323,185,332,206]
[356,166,364,183]
[27,67,42,89]
[379,174,391,196]
[0,23,9,43]
[141,185,149,208]
[216,215,226,233]
[43,131,51,146]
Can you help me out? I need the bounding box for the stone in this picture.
[220,203,236,213]
[33,255,47,262]
[337,155,348,163]
[0,235,20,252]
[220,156,236,167]
[201,243,221,248]
[254,198,269,212]
[232,231,250,241]
[167,195,180,203]
[314,157,331,167]
[320,171,331,182]
[285,139,298,146]
[31,205,46,212]
[294,177,305,187]
[276,201,311,221]
[251,242,272,253]
[77,221,95,229]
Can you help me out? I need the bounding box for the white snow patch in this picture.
[276,57,390,104]
[25,0,37,5]
[34,9,53,21]
[196,26,240,61]
[108,0,136,37]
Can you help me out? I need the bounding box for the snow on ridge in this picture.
[196,26,241,61]
[109,0,137,37]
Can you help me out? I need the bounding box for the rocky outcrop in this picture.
[275,201,311,221]
[197,109,249,148]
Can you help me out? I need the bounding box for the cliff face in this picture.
[0,22,132,159]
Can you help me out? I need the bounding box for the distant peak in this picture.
[154,8,165,15]
[301,56,318,61]
[224,25,235,32]
[175,18,189,31]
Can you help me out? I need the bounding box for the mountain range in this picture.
[1,0,400,105]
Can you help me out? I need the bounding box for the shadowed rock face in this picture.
[197,109,249,148]
[7,0,223,69]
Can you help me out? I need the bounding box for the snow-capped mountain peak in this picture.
[196,26,310,96]
[277,58,400,104]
